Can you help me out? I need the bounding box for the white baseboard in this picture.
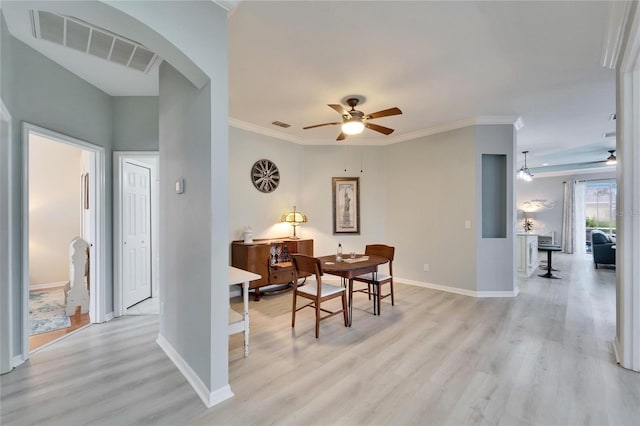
[12,354,25,368]
[156,334,234,408]
[613,338,622,365]
[29,281,67,291]
[397,277,519,298]
[104,312,114,322]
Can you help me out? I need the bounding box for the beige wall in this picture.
[229,125,480,291]
[228,127,305,242]
[229,126,387,258]
[229,124,519,294]
[301,144,387,257]
[29,134,83,286]
[384,126,478,291]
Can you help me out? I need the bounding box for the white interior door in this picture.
[123,161,152,308]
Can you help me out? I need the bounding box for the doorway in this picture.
[22,123,105,356]
[114,152,159,317]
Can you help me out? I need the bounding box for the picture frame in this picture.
[332,177,360,234]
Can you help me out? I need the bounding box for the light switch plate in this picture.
[175,179,184,194]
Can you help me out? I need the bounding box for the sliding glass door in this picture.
[585,180,617,251]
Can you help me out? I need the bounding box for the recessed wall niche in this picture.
[481,154,507,238]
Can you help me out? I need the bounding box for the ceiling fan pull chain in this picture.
[344,143,347,172]
[360,133,364,173]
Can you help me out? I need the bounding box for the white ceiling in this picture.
[2,1,617,169]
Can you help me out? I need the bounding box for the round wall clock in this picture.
[251,159,280,193]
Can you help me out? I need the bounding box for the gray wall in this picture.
[475,125,516,293]
[112,97,159,151]
[1,29,113,360]
[159,62,212,388]
[1,13,13,106]
[0,12,15,374]
[0,18,160,366]
[384,126,477,291]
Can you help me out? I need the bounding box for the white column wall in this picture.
[106,0,230,406]
[614,2,640,372]
[475,125,517,295]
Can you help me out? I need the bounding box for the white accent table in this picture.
[228,266,261,357]
[517,233,539,277]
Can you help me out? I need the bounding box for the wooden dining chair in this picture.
[291,254,348,338]
[353,244,395,315]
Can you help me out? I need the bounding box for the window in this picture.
[585,181,616,237]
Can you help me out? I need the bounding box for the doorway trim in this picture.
[22,123,106,359]
[1,99,13,373]
[113,151,160,317]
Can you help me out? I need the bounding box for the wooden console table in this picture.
[231,237,313,300]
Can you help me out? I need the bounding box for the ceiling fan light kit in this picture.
[342,118,365,135]
[303,96,402,141]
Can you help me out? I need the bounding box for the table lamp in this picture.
[523,211,534,233]
[281,206,307,239]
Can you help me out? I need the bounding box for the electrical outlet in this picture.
[423,263,430,272]
[465,220,472,229]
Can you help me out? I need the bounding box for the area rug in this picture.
[29,289,71,335]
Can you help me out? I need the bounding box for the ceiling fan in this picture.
[303,97,402,141]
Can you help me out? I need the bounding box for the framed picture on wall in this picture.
[332,177,360,234]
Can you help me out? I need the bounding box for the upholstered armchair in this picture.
[591,229,615,268]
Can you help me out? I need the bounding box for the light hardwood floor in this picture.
[2,253,639,425]
[29,288,91,351]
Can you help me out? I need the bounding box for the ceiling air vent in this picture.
[272,121,291,128]
[30,10,159,74]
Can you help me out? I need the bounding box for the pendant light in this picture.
[517,151,534,182]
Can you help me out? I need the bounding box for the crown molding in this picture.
[385,116,517,145]
[213,1,242,12]
[513,116,525,131]
[620,1,640,71]
[529,164,616,178]
[229,115,522,146]
[602,0,633,69]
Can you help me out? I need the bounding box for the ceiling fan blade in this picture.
[365,122,394,135]
[328,104,351,117]
[336,132,347,141]
[364,107,402,120]
[303,122,341,130]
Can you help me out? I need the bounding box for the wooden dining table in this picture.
[317,254,388,326]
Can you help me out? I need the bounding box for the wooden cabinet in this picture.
[517,233,539,277]
[231,238,313,300]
